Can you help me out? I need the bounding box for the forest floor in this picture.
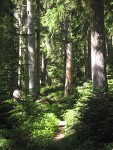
[54,126,65,141]
[53,106,68,150]
[54,124,67,150]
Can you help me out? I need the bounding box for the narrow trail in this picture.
[54,107,66,140]
[53,119,68,150]
[54,122,65,141]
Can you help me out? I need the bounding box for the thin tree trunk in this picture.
[18,1,28,92]
[84,41,87,77]
[63,19,68,85]
[91,0,108,93]
[107,36,113,65]
[87,29,91,79]
[35,0,40,98]
[27,0,35,98]
[18,31,22,88]
[18,4,23,88]
[41,53,47,85]
[63,17,73,96]
[64,43,72,96]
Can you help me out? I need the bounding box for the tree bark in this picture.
[84,41,88,77]
[91,0,108,93]
[41,53,47,85]
[107,36,113,66]
[87,29,91,79]
[18,1,28,93]
[35,0,40,98]
[27,0,35,98]
[64,43,72,96]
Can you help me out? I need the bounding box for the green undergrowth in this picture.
[40,84,64,101]
[40,79,113,150]
[1,79,113,150]
[61,79,113,150]
[0,97,59,150]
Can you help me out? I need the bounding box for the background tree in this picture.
[90,0,108,93]
[105,0,113,66]
[27,0,36,98]
[0,0,18,100]
[1,0,113,150]
[35,0,40,98]
[16,0,28,93]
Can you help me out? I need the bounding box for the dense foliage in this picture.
[1,79,113,149]
[1,0,113,150]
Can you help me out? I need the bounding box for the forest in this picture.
[1,0,113,149]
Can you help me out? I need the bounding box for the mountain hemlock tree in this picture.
[87,29,91,79]
[36,0,40,97]
[64,43,72,96]
[91,0,108,93]
[18,3,25,88]
[63,15,73,96]
[27,0,36,98]
[84,40,87,77]
[41,53,47,85]
[107,36,113,66]
[19,0,29,93]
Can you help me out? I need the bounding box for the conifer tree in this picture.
[90,0,108,93]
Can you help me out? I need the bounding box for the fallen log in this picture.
[35,98,56,104]
[35,97,65,104]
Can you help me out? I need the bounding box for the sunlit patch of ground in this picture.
[54,121,66,141]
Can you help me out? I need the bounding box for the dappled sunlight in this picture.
[91,29,107,92]
[50,80,113,150]
[1,0,113,150]
[65,43,72,96]
[1,80,113,150]
[92,64,106,87]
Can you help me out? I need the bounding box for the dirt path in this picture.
[53,121,68,150]
[54,126,65,141]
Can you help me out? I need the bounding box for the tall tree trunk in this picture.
[27,0,35,98]
[64,43,72,96]
[41,53,47,85]
[18,4,23,88]
[87,29,91,79]
[35,0,40,98]
[84,41,87,77]
[63,19,68,85]
[107,36,113,66]
[18,1,28,92]
[91,0,108,93]
[64,18,73,96]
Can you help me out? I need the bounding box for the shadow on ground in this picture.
[48,94,113,150]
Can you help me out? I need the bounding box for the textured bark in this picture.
[27,0,35,98]
[88,29,91,79]
[36,0,40,97]
[63,19,68,85]
[84,41,87,77]
[18,0,28,92]
[91,0,108,93]
[41,53,47,85]
[64,43,72,96]
[63,17,73,96]
[107,36,113,65]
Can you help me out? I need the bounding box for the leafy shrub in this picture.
[70,95,113,149]
[0,138,12,150]
[103,143,113,150]
[83,96,113,142]
[0,98,59,150]
[62,81,113,149]
[63,109,78,135]
[29,113,58,148]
